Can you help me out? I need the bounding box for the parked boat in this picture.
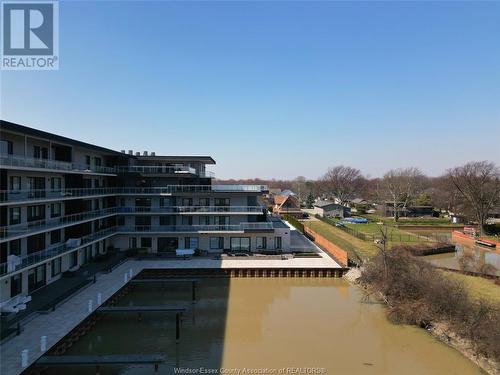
[475,239,497,248]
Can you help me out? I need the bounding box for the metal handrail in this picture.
[0,185,269,203]
[0,155,115,174]
[0,227,116,276]
[118,206,265,214]
[0,208,118,240]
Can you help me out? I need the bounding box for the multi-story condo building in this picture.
[0,120,290,305]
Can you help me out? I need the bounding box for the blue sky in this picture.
[1,0,499,179]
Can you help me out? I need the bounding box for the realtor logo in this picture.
[1,0,59,70]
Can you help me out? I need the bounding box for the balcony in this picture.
[0,185,269,205]
[0,187,116,205]
[114,165,215,178]
[0,208,118,242]
[117,206,266,215]
[117,222,273,233]
[0,155,116,175]
[0,227,116,277]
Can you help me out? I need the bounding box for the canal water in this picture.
[407,229,500,276]
[42,278,482,374]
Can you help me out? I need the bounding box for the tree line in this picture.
[217,161,500,235]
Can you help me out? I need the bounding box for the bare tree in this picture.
[447,161,500,235]
[321,165,365,205]
[381,167,427,222]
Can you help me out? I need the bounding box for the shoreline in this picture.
[343,268,499,375]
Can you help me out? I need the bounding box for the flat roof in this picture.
[1,120,216,163]
[137,155,216,164]
[1,120,126,156]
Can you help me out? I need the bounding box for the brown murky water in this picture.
[407,228,500,276]
[46,278,482,374]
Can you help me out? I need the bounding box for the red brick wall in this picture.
[304,226,348,267]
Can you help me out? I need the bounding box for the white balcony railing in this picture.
[0,208,118,241]
[0,155,116,174]
[0,227,116,276]
[0,220,276,276]
[0,185,269,203]
[118,206,265,214]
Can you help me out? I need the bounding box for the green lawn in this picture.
[361,214,461,227]
[304,221,379,262]
[442,271,500,304]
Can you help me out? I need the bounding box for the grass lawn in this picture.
[304,221,380,262]
[441,271,500,304]
[361,214,461,227]
[320,216,431,244]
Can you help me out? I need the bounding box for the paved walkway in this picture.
[0,249,339,375]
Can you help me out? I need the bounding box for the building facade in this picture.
[0,121,290,305]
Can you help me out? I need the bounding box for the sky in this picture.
[1,0,499,180]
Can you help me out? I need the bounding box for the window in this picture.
[85,155,91,166]
[9,207,21,225]
[33,146,48,159]
[160,216,175,226]
[199,198,210,206]
[50,177,62,191]
[10,274,22,297]
[9,239,21,256]
[199,216,210,225]
[129,237,137,249]
[9,176,21,191]
[70,251,78,267]
[94,157,102,166]
[275,237,282,250]
[1,140,13,155]
[51,203,61,218]
[184,237,199,249]
[256,237,267,250]
[27,176,45,191]
[135,198,151,210]
[135,216,151,229]
[50,229,61,244]
[140,237,152,248]
[160,197,175,207]
[214,216,229,226]
[215,198,230,206]
[27,205,45,221]
[28,264,46,292]
[181,198,193,206]
[27,233,45,254]
[33,145,40,158]
[230,237,250,251]
[181,216,193,225]
[94,199,100,210]
[210,237,224,250]
[51,257,62,277]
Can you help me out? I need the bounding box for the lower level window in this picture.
[141,237,152,248]
[275,237,282,249]
[210,237,224,250]
[28,264,46,292]
[10,273,22,297]
[256,237,267,250]
[230,237,250,251]
[185,237,199,249]
[70,251,78,268]
[51,257,62,277]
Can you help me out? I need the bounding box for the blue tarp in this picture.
[342,217,369,224]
